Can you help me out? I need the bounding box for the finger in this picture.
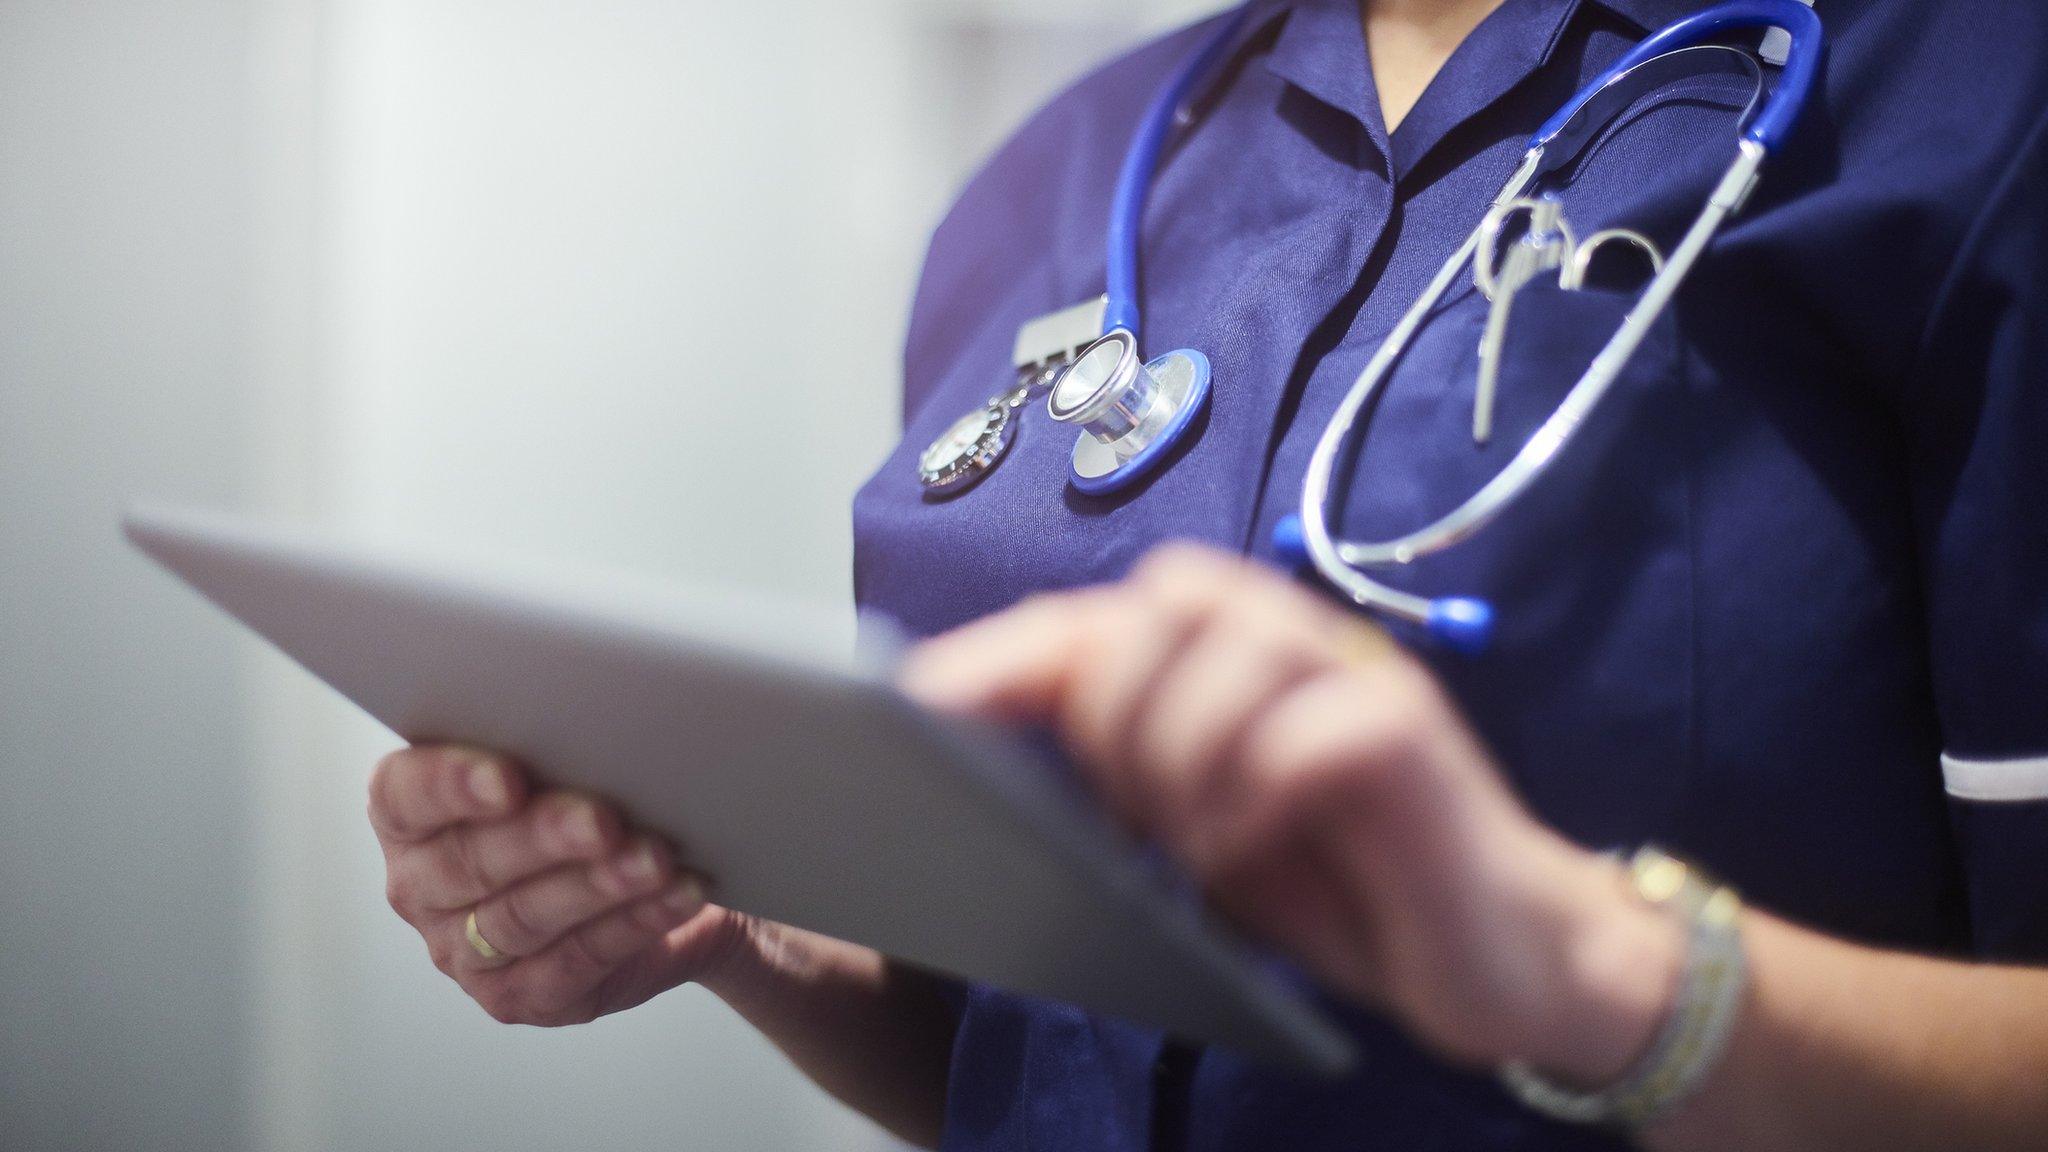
[461,838,676,966]
[1126,563,1384,783]
[389,791,624,913]
[369,745,524,845]
[1207,652,1518,896]
[1067,546,1334,824]
[484,879,712,1024]
[1060,545,1265,760]
[1053,591,1205,817]
[897,545,1251,723]
[1146,543,1401,668]
[1180,666,1407,881]
[1126,610,1322,843]
[897,591,1107,721]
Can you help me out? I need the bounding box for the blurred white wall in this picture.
[1,1,1212,1150]
[1,4,261,1150]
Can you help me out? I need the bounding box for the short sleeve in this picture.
[1908,105,2048,960]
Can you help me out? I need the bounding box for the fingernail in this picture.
[662,877,706,916]
[468,763,510,811]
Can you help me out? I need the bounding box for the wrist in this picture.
[1505,847,1750,1130]
[1523,853,1688,1088]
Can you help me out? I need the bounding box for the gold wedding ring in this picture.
[464,910,505,962]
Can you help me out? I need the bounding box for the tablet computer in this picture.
[124,503,1355,1073]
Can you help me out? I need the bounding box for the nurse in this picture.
[365,0,2048,1148]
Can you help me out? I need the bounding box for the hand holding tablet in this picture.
[124,503,1354,1073]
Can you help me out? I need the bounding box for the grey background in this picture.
[0,1,1210,1150]
[2,4,257,1149]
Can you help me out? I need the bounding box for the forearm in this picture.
[698,918,957,1150]
[1641,912,2048,1152]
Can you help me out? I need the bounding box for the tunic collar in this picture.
[1185,0,1727,180]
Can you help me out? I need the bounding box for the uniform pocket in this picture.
[1332,280,1698,845]
[1340,280,1680,547]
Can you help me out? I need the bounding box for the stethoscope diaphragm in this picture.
[1048,330,1212,495]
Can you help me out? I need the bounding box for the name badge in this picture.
[1012,296,1109,371]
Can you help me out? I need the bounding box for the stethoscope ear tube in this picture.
[1288,1,1825,656]
[1529,0,1822,154]
[1104,7,1253,337]
[1063,7,1248,494]
[1272,513,1497,653]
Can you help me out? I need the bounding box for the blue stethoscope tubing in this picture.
[1058,7,1252,496]
[1104,5,1253,338]
[1277,0,1825,654]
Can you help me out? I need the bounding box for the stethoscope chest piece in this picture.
[1049,328,1211,495]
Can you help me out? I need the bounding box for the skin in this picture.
[1364,0,1509,131]
[367,746,955,1149]
[901,548,2048,1152]
[368,6,2048,1149]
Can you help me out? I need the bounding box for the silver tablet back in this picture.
[124,503,1354,1073]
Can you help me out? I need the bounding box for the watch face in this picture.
[917,403,1015,494]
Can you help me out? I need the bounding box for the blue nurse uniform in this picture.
[852,0,2048,1148]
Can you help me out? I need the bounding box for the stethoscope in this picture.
[918,0,1824,656]
[1278,0,1823,653]
[917,5,1251,498]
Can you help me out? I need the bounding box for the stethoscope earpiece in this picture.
[1272,513,1310,569]
[1271,514,1494,654]
[1425,598,1495,655]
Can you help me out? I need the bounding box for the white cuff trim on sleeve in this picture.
[1942,753,2048,803]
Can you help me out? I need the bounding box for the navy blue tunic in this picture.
[852,0,2048,1147]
